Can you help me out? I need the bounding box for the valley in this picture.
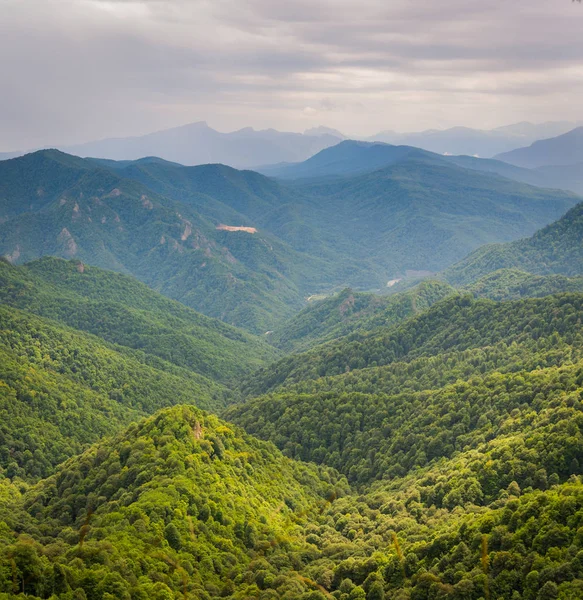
[0,143,580,334]
[1,125,583,599]
[4,0,583,595]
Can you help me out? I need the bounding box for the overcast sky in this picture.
[1,0,582,150]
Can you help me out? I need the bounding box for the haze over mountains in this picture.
[0,122,345,169]
[495,126,583,168]
[1,142,580,335]
[262,133,583,195]
[2,120,581,169]
[369,120,583,158]
[62,122,345,169]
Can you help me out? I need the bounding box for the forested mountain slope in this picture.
[2,149,580,335]
[4,319,583,599]
[0,256,284,481]
[444,201,583,285]
[229,350,583,486]
[0,150,329,332]
[239,293,583,396]
[0,257,278,383]
[96,157,381,286]
[269,269,583,354]
[0,405,347,599]
[464,268,583,300]
[269,281,455,353]
[287,156,580,277]
[0,305,229,480]
[224,290,583,597]
[1,254,583,598]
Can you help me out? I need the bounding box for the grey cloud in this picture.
[0,0,582,149]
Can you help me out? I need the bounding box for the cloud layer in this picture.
[1,0,582,149]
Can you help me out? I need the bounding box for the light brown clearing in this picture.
[216,224,257,234]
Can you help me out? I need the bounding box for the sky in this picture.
[1,0,582,150]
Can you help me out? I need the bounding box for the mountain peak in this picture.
[303,126,346,138]
[495,125,583,168]
[10,148,91,170]
[181,120,210,129]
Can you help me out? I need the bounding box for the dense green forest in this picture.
[2,281,583,597]
[0,406,347,599]
[268,281,455,353]
[240,293,583,396]
[464,269,583,301]
[2,148,583,599]
[267,270,583,354]
[0,304,232,480]
[0,257,282,481]
[106,147,581,280]
[1,149,580,332]
[228,293,583,480]
[228,348,583,486]
[0,257,278,383]
[224,291,583,598]
[3,402,583,600]
[444,201,583,286]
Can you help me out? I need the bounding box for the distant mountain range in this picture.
[0,122,345,169]
[495,126,583,168]
[2,120,581,168]
[261,138,583,196]
[0,123,344,169]
[368,121,582,158]
[61,122,346,169]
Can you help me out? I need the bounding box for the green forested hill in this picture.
[108,159,383,285]
[229,292,583,484]
[0,305,230,480]
[0,150,91,220]
[113,160,296,223]
[444,201,583,286]
[2,288,583,597]
[269,281,455,353]
[0,257,278,383]
[269,270,583,354]
[0,151,323,332]
[257,140,582,280]
[464,268,583,300]
[3,375,583,598]
[228,355,583,486]
[240,293,583,396]
[0,405,347,599]
[0,256,282,481]
[221,291,583,597]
